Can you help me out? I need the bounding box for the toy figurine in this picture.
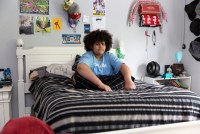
[116,40,125,61]
[63,0,81,31]
[64,0,74,11]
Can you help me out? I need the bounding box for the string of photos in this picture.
[129,0,168,33]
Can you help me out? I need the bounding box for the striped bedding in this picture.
[29,76,200,134]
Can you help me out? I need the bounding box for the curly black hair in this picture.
[83,29,113,52]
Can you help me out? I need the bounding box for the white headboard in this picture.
[16,46,86,117]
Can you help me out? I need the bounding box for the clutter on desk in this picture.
[0,68,12,86]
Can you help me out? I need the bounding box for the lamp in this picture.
[175,51,183,63]
[17,38,24,47]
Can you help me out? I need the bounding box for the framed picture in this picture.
[172,64,184,76]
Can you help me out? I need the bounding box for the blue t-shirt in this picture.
[79,51,124,76]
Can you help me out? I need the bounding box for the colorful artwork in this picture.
[93,0,105,16]
[20,0,49,15]
[62,34,81,44]
[19,15,34,35]
[35,16,51,34]
[53,18,62,30]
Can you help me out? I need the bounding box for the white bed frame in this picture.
[16,45,86,117]
[97,120,200,134]
[16,45,200,134]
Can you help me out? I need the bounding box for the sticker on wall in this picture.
[93,0,106,16]
[62,34,81,44]
[19,0,49,15]
[83,15,90,23]
[92,17,106,30]
[35,16,51,35]
[53,18,62,30]
[84,24,90,33]
[19,15,34,35]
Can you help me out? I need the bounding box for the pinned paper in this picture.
[53,18,62,30]
[84,24,90,33]
[93,0,106,16]
[62,34,81,44]
[83,15,90,23]
[92,17,106,30]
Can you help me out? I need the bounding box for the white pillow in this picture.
[46,64,75,78]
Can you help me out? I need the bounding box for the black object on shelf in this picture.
[146,61,161,78]
[0,80,12,85]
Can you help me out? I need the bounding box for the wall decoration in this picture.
[53,18,62,30]
[83,15,90,23]
[84,24,90,33]
[92,17,106,30]
[35,16,51,34]
[19,15,34,35]
[62,34,81,44]
[129,0,167,33]
[63,0,81,33]
[93,0,105,16]
[19,0,49,15]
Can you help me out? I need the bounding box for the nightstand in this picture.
[0,85,12,130]
[143,76,191,90]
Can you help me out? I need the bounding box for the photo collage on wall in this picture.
[19,0,52,35]
[18,0,107,44]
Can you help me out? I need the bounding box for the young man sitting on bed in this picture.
[74,29,136,91]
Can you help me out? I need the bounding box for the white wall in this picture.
[0,0,187,118]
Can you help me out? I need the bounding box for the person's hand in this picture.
[124,80,136,90]
[98,83,112,92]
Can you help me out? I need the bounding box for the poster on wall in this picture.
[93,0,105,16]
[84,24,90,33]
[35,16,51,35]
[19,0,49,15]
[53,18,62,30]
[92,17,106,30]
[62,34,81,44]
[19,15,34,35]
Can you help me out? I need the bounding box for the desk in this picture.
[0,85,12,130]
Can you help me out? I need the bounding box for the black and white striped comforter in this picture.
[29,76,200,134]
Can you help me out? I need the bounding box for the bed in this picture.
[16,45,200,134]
